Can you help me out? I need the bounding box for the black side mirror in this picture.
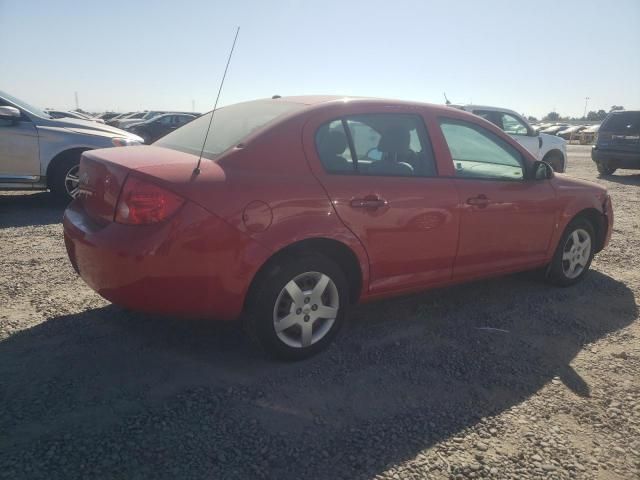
[0,106,21,126]
[532,160,554,180]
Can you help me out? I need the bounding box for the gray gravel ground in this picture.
[1,145,639,479]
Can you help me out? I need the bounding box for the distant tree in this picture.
[543,112,560,121]
[586,110,609,121]
[610,105,624,112]
[527,115,538,123]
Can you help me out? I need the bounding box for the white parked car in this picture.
[454,105,567,172]
[45,109,105,123]
[0,90,143,199]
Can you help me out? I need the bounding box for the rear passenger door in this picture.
[303,111,460,295]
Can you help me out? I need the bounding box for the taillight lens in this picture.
[114,175,184,225]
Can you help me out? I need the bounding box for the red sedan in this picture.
[63,96,613,359]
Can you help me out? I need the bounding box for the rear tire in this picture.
[246,253,349,360]
[546,218,595,287]
[50,156,81,200]
[596,160,616,176]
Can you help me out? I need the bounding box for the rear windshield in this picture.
[601,111,640,133]
[154,99,305,158]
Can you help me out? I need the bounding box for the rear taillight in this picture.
[114,175,184,225]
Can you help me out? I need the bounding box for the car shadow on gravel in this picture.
[0,192,68,228]
[598,173,640,186]
[0,271,636,479]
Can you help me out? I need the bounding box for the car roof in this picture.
[457,104,522,116]
[265,95,462,116]
[216,95,528,159]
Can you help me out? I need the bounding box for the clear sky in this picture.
[1,0,638,118]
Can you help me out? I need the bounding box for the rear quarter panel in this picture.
[168,114,373,301]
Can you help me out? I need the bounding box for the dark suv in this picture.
[592,110,640,175]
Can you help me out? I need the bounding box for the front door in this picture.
[0,113,40,180]
[437,117,557,280]
[304,111,460,294]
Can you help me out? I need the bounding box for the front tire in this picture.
[50,156,81,200]
[547,218,595,286]
[247,253,349,360]
[596,160,616,176]
[543,151,565,173]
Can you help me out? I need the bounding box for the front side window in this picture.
[439,118,524,181]
[499,113,529,135]
[157,115,174,125]
[0,90,50,118]
[315,114,437,177]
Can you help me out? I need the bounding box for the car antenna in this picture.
[193,26,240,175]
[443,92,451,105]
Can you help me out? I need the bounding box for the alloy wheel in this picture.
[561,228,591,279]
[64,165,80,198]
[272,271,339,348]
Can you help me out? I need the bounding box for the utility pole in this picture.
[583,97,590,119]
[75,91,79,110]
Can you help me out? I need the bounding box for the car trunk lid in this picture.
[76,145,226,223]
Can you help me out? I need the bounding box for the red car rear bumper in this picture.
[63,200,269,320]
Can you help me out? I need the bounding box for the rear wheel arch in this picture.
[245,237,364,310]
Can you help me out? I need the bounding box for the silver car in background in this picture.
[0,90,143,199]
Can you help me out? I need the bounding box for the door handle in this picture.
[466,194,490,207]
[350,196,387,209]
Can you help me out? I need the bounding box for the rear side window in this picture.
[601,112,640,134]
[155,100,305,158]
[315,120,354,173]
[473,110,502,129]
[439,118,524,181]
[315,114,437,177]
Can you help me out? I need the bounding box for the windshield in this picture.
[0,89,50,118]
[155,99,305,158]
